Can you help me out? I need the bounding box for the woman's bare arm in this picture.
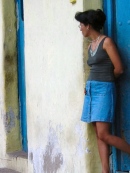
[103,37,123,78]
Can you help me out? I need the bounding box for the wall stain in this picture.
[43,143,63,173]
[4,107,15,133]
[29,152,33,163]
[4,54,17,83]
[43,127,63,173]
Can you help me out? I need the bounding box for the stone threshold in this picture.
[0,168,21,173]
[1,151,28,173]
[7,151,28,159]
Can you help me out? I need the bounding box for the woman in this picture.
[75,9,130,173]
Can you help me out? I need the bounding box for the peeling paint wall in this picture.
[0,0,6,161]
[2,0,21,152]
[24,0,91,172]
[24,0,103,172]
[0,0,103,172]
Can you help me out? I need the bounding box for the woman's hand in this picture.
[84,88,87,95]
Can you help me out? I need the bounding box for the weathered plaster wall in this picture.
[24,0,91,172]
[0,0,6,165]
[2,0,21,152]
[0,0,25,170]
[0,0,103,172]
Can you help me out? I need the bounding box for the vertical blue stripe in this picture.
[16,0,28,152]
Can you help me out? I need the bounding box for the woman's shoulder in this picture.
[103,36,115,45]
[100,35,112,43]
[103,36,116,50]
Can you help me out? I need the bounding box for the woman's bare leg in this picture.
[93,123,110,173]
[96,122,130,154]
[93,122,130,172]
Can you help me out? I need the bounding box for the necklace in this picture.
[90,44,100,56]
[89,35,101,56]
[87,35,101,43]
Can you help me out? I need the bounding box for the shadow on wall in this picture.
[2,0,22,152]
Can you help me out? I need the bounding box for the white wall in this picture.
[24,1,90,172]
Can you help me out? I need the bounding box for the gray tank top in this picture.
[87,37,115,82]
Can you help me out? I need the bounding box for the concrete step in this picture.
[0,168,20,173]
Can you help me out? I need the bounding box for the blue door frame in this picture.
[103,0,130,172]
[103,0,115,38]
[16,0,28,152]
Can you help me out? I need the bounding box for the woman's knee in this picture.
[95,122,111,142]
[97,132,110,142]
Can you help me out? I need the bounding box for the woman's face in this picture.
[79,23,89,37]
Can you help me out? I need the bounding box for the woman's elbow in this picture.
[118,67,124,74]
[114,67,124,77]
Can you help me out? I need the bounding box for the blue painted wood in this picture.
[115,0,130,170]
[104,0,130,172]
[103,0,114,38]
[16,0,28,152]
[103,2,119,172]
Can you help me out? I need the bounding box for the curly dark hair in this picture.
[75,9,106,31]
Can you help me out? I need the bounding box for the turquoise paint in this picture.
[103,0,114,38]
[103,2,119,172]
[103,0,130,172]
[16,0,28,152]
[115,0,130,171]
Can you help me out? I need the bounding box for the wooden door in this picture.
[104,0,130,172]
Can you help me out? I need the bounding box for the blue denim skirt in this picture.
[81,81,116,123]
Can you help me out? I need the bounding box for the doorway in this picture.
[104,0,130,172]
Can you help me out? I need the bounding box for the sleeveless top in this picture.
[87,37,115,82]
